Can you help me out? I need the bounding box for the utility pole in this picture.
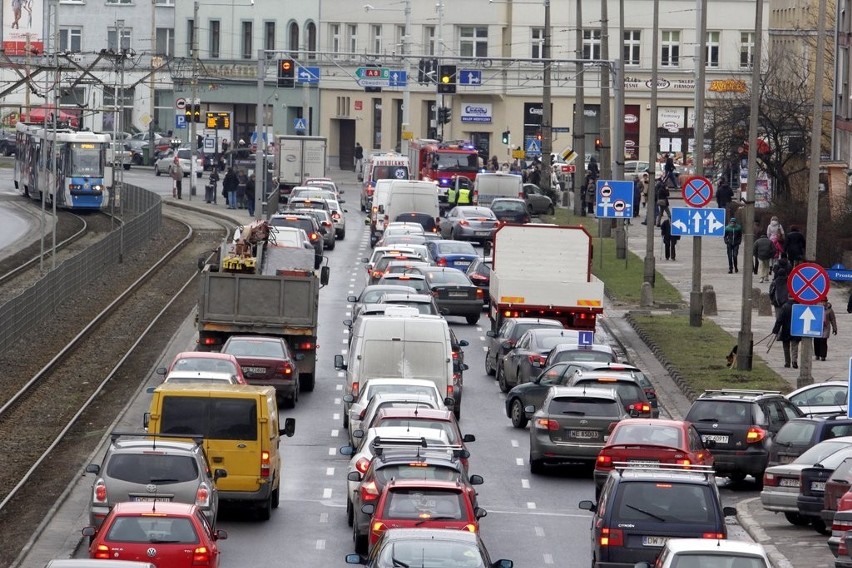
[401,0,412,154]
[540,0,552,195]
[572,0,586,217]
[599,0,612,238]
[798,0,828,386]
[689,0,708,326]
[51,0,60,270]
[119,25,126,263]
[736,0,764,370]
[643,0,660,286]
[613,0,627,258]
[254,50,265,219]
[434,1,444,140]
[148,0,157,165]
[189,0,199,201]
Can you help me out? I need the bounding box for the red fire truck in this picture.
[407,139,481,208]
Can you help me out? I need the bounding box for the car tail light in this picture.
[600,527,624,547]
[522,215,530,223]
[196,483,211,507]
[281,362,293,375]
[702,532,725,539]
[261,450,271,478]
[452,351,459,361]
[332,212,341,220]
[352,382,360,398]
[358,408,367,420]
[535,418,560,431]
[436,258,447,267]
[94,545,110,559]
[746,426,767,443]
[458,219,469,226]
[447,385,454,398]
[469,273,486,282]
[628,402,651,414]
[367,186,374,196]
[372,270,384,279]
[763,472,778,487]
[355,457,371,474]
[840,535,849,557]
[360,481,380,502]
[296,341,316,350]
[476,288,484,299]
[596,454,613,470]
[200,337,217,346]
[676,459,692,467]
[371,520,387,541]
[528,354,546,367]
[93,479,107,503]
[462,524,477,532]
[309,232,319,241]
[192,546,211,565]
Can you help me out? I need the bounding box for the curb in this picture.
[624,311,697,401]
[735,498,795,568]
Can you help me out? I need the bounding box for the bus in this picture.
[15,123,111,210]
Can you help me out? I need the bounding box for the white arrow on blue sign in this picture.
[669,207,726,237]
[388,70,407,87]
[297,66,320,84]
[790,303,824,338]
[459,70,482,86]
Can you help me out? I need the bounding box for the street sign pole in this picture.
[691,0,708,329]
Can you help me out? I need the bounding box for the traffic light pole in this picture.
[189,0,199,201]
[540,0,552,195]
[255,50,265,219]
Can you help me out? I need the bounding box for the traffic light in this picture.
[438,106,452,124]
[192,104,202,123]
[594,137,602,150]
[278,58,295,88]
[501,131,510,145]
[437,65,457,94]
[536,132,542,141]
[417,58,438,86]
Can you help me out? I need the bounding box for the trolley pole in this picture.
[189,1,199,201]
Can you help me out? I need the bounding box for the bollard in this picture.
[703,285,718,316]
[640,281,654,307]
[757,292,773,316]
[751,287,761,309]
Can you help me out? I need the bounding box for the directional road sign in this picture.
[669,207,726,237]
[175,114,187,129]
[388,70,407,87]
[294,118,308,132]
[459,69,482,86]
[681,175,714,208]
[791,303,825,338]
[828,264,852,282]
[356,67,390,80]
[297,66,320,84]
[595,180,634,218]
[524,137,541,156]
[787,262,830,305]
[578,331,595,347]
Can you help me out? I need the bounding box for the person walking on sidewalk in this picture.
[169,157,183,200]
[716,180,733,212]
[654,180,670,226]
[236,169,248,209]
[769,257,791,316]
[753,234,774,282]
[724,217,743,273]
[223,167,238,209]
[772,299,801,368]
[813,300,837,361]
[660,215,679,260]
[246,174,256,217]
[766,216,785,242]
[354,142,364,180]
[784,226,806,266]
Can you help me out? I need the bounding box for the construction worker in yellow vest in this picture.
[447,176,473,207]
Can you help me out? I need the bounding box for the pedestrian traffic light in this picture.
[536,132,543,141]
[437,65,457,94]
[501,131,510,145]
[595,137,602,150]
[438,106,452,124]
[278,58,295,88]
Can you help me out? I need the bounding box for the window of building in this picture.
[661,30,680,67]
[106,0,132,4]
[459,26,487,58]
[372,98,382,149]
[740,31,754,68]
[706,31,720,68]
[372,24,382,54]
[306,21,316,58]
[107,27,132,51]
[242,21,253,59]
[156,27,174,56]
[583,29,601,60]
[395,25,406,54]
[330,23,341,56]
[187,19,194,57]
[59,27,82,53]
[424,26,436,56]
[347,24,357,54]
[623,30,640,66]
[265,21,276,53]
[155,0,175,5]
[531,27,545,59]
[289,21,300,55]
[209,20,220,58]
[154,89,175,133]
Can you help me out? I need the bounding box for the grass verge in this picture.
[628,313,792,396]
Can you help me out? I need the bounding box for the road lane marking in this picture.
[336,383,343,390]
[333,413,341,421]
[323,488,333,499]
[328,448,336,455]
[341,349,348,355]
[535,526,545,537]
[326,467,335,476]
[521,479,530,489]
[526,502,537,509]
[511,440,519,448]
[319,512,329,524]
[316,540,326,550]
[345,311,352,316]
[334,398,341,405]
[338,372,344,378]
[331,429,339,437]
[342,339,348,344]
[543,553,554,565]
[482,346,488,352]
[479,336,486,341]
[516,458,524,466]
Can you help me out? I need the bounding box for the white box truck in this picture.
[276,135,327,200]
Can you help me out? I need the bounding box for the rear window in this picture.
[794,440,852,465]
[160,396,258,440]
[172,358,238,375]
[490,200,526,212]
[377,419,457,443]
[106,516,198,544]
[514,322,562,339]
[364,384,437,401]
[460,208,495,219]
[384,300,435,315]
[610,424,683,446]
[375,464,460,483]
[437,242,477,254]
[270,218,313,233]
[384,488,464,519]
[686,401,752,425]
[372,165,409,181]
[774,422,817,445]
[671,554,767,568]
[614,482,717,524]
[547,396,621,417]
[552,349,615,363]
[362,340,446,380]
[576,380,643,405]
[107,454,199,484]
[537,334,579,351]
[224,339,285,358]
[424,270,469,285]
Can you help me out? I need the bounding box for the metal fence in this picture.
[0,184,162,354]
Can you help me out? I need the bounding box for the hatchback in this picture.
[498,328,588,392]
[484,317,563,377]
[367,253,424,286]
[439,206,500,241]
[558,361,658,414]
[569,372,655,418]
[220,335,302,407]
[634,538,771,568]
[786,381,848,417]
[157,352,246,384]
[768,416,852,467]
[293,208,336,250]
[425,239,480,271]
[489,198,530,224]
[465,257,492,306]
[417,267,483,325]
[824,456,852,528]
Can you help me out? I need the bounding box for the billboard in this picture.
[3,0,44,56]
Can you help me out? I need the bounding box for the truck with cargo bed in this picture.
[488,224,604,333]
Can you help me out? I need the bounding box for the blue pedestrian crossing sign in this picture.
[175,114,187,129]
[294,118,308,132]
[669,207,726,237]
[791,303,824,338]
[525,137,541,156]
[595,180,634,218]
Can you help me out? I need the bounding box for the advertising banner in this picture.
[3,0,44,56]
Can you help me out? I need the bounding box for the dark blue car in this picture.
[425,240,480,271]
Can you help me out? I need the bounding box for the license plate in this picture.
[453,260,471,267]
[779,454,796,464]
[475,231,491,236]
[779,478,800,487]
[131,496,171,503]
[243,366,266,374]
[628,460,660,467]
[701,434,729,444]
[812,481,826,492]
[642,536,667,547]
[448,291,469,298]
[569,430,599,440]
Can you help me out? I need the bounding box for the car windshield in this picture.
[177,149,191,159]
[614,481,717,523]
[424,270,469,286]
[438,242,477,255]
[106,516,199,544]
[270,218,314,233]
[671,554,767,568]
[375,464,460,483]
[434,151,479,172]
[385,301,435,315]
[106,454,199,484]
[552,349,615,363]
[224,339,284,358]
[686,401,751,425]
[610,424,683,447]
[378,419,457,443]
[378,540,485,568]
[384,488,464,520]
[172,357,238,375]
[547,396,621,417]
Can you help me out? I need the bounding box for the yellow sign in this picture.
[402,130,414,140]
[205,112,231,129]
[512,149,526,160]
[561,147,577,163]
[708,79,747,93]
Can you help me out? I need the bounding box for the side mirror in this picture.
[81,526,96,538]
[463,433,476,443]
[345,553,367,565]
[145,386,156,394]
[523,405,535,418]
[281,417,296,437]
[485,330,496,338]
[444,396,456,407]
[343,319,353,327]
[208,529,227,542]
[361,503,376,515]
[723,506,737,517]
[339,445,355,456]
[459,339,469,347]
[347,295,358,302]
[213,468,228,481]
[364,218,370,226]
[85,464,100,475]
[343,208,349,212]
[493,561,513,568]
[352,429,364,439]
[469,474,484,485]
[343,394,355,403]
[578,500,597,512]
[347,471,362,482]
[334,354,347,370]
[143,412,150,429]
[156,367,167,376]
[475,507,488,519]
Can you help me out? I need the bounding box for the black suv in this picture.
[685,389,804,483]
[579,465,736,568]
[769,416,852,467]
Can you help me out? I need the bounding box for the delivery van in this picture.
[334,307,454,427]
[143,384,295,520]
[381,180,441,233]
[367,178,397,246]
[474,172,523,207]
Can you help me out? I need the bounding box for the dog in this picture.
[726,345,738,368]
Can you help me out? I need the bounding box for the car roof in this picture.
[574,372,642,383]
[663,538,769,556]
[171,351,236,361]
[379,293,433,303]
[614,418,687,430]
[568,361,641,372]
[165,371,235,381]
[551,343,615,354]
[369,393,439,405]
[385,479,465,490]
[697,389,784,401]
[111,501,198,515]
[548,386,619,399]
[110,439,200,452]
[377,407,455,421]
[364,378,441,388]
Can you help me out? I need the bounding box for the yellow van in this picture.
[143,384,295,520]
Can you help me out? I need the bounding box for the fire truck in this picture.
[407,139,481,208]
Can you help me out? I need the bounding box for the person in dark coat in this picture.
[587,156,599,180]
[770,257,791,315]
[753,234,774,282]
[848,290,852,314]
[630,176,643,224]
[716,180,733,211]
[660,215,679,260]
[772,299,800,368]
[723,218,743,273]
[246,174,256,217]
[223,167,238,209]
[236,169,248,209]
[205,169,220,204]
[528,164,542,186]
[784,226,806,265]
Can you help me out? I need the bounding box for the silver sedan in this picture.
[439,206,500,241]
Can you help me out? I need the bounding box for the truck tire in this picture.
[257,493,273,520]
[272,486,280,509]
[466,313,480,325]
[300,373,315,392]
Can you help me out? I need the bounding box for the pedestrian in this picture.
[169,156,183,199]
[769,257,791,316]
[631,175,643,224]
[205,168,219,203]
[753,234,774,283]
[662,154,676,188]
[847,290,852,313]
[223,167,238,209]
[769,233,784,272]
[585,175,596,215]
[724,217,743,273]
[654,179,670,226]
[640,171,650,208]
[528,163,542,186]
[489,155,499,171]
[766,215,785,242]
[246,173,256,217]
[660,215,679,260]
[354,142,364,179]
[587,155,599,180]
[772,299,801,369]
[784,226,806,265]
[813,300,837,361]
[236,169,248,209]
[716,180,733,211]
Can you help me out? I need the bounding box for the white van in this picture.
[333,307,453,427]
[368,178,397,246]
[382,180,441,233]
[474,172,523,207]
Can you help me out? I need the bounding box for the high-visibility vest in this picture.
[456,188,471,204]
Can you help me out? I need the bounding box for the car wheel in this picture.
[337,229,346,240]
[282,392,296,409]
[497,364,510,393]
[123,163,131,171]
[510,399,528,428]
[813,518,831,535]
[354,526,368,554]
[546,204,555,215]
[327,240,336,250]
[271,486,280,509]
[454,403,461,420]
[343,412,349,429]
[784,512,809,526]
[530,457,545,475]
[484,352,495,376]
[347,498,354,527]
[300,373,315,392]
[257,493,273,521]
[465,313,479,325]
[155,167,161,176]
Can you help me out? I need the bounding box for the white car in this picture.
[347,392,446,447]
[106,141,133,171]
[267,226,314,249]
[162,371,240,385]
[634,538,771,568]
[786,380,848,417]
[362,246,422,275]
[154,147,204,177]
[383,222,425,238]
[344,379,448,429]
